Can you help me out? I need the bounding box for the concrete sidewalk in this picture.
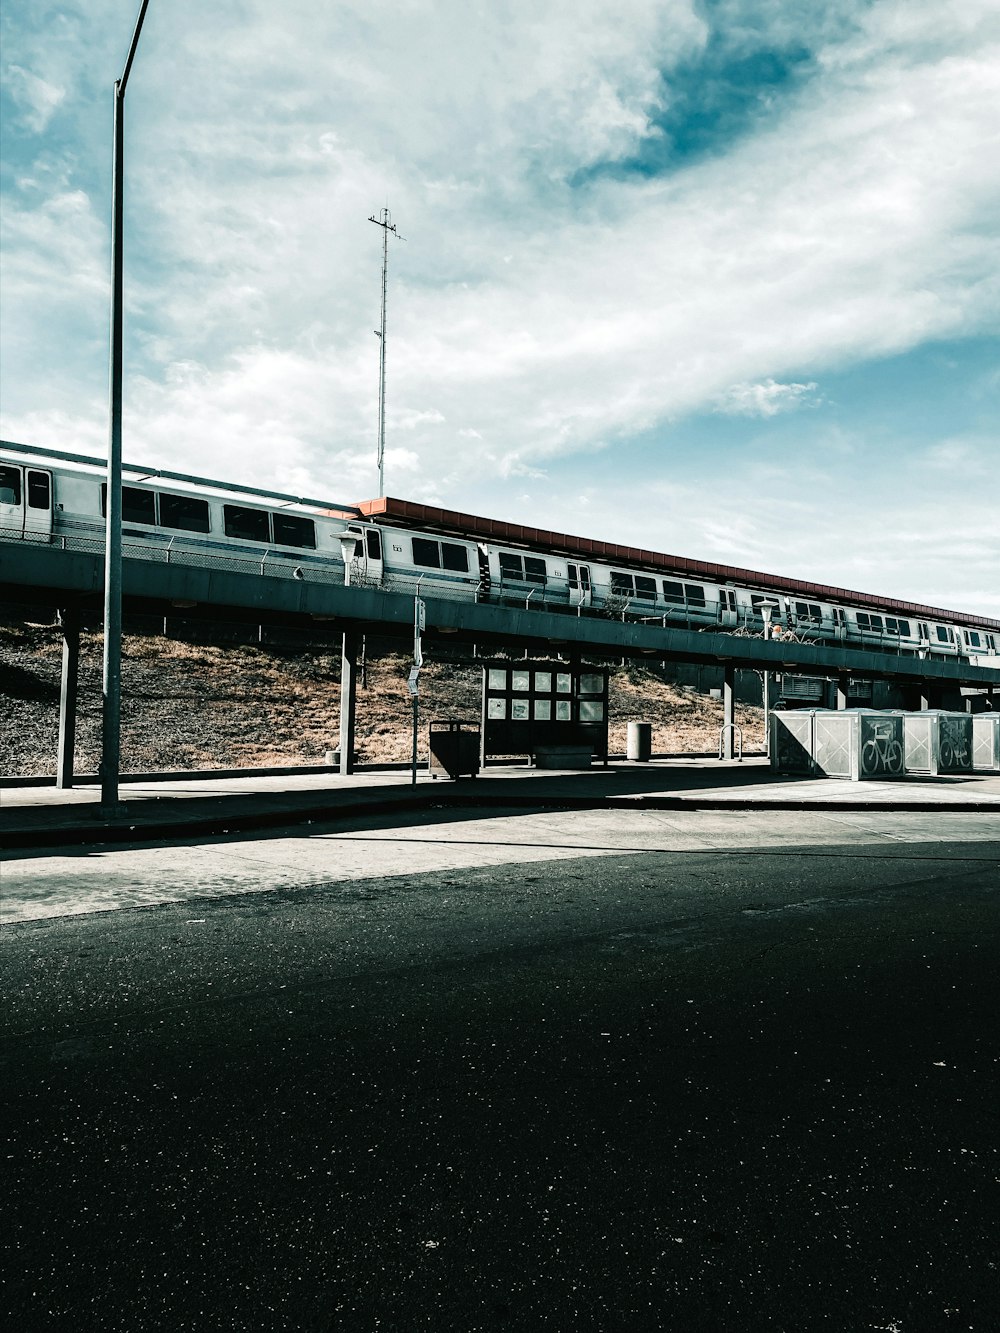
[3,757,998,849]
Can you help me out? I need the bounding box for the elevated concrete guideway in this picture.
[3,538,999,690]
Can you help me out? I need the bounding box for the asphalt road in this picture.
[2,806,999,1332]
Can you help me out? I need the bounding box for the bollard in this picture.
[626,720,652,762]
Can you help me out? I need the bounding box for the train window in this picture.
[0,464,21,505]
[635,575,656,601]
[524,556,547,584]
[857,612,882,631]
[27,472,50,509]
[123,487,156,525]
[965,631,981,648]
[161,493,211,533]
[611,572,633,596]
[442,542,468,572]
[987,635,997,651]
[919,622,929,639]
[884,618,910,637]
[935,626,953,643]
[568,563,579,589]
[273,513,316,548]
[224,505,270,542]
[685,584,706,607]
[413,538,441,569]
[580,566,591,589]
[366,530,382,560]
[795,601,823,621]
[663,580,684,605]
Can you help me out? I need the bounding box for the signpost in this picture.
[410,597,425,784]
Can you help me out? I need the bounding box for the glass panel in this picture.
[0,465,21,505]
[224,504,270,542]
[499,552,523,579]
[534,699,551,720]
[488,668,507,690]
[524,556,546,584]
[412,537,440,568]
[122,486,156,525]
[580,566,591,588]
[936,626,949,642]
[487,698,506,719]
[442,542,469,572]
[611,571,633,595]
[161,493,211,533]
[567,564,578,589]
[635,575,656,601]
[685,584,706,607]
[273,513,316,548]
[556,673,572,694]
[580,700,604,721]
[555,700,572,721]
[27,472,50,509]
[580,673,603,694]
[534,672,551,692]
[663,580,684,604]
[366,529,382,559]
[869,615,883,630]
[511,699,530,721]
[512,670,530,691]
[897,620,910,637]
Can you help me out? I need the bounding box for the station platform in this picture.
[3,757,998,850]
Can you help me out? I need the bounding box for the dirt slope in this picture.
[1,623,763,776]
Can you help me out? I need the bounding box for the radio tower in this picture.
[369,207,403,497]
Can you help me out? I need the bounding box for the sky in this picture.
[2,0,998,617]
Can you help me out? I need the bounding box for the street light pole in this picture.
[101,0,151,813]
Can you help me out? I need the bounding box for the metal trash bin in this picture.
[626,720,652,762]
[428,720,481,780]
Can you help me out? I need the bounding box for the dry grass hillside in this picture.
[0,622,763,776]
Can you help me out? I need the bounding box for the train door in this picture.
[0,464,53,541]
[567,562,592,609]
[477,544,492,600]
[362,526,384,584]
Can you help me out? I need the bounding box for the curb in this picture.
[3,789,997,850]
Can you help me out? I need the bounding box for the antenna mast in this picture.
[369,207,403,497]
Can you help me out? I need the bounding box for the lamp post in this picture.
[101,0,151,814]
[759,601,779,759]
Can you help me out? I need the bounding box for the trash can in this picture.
[626,720,652,762]
[428,720,481,779]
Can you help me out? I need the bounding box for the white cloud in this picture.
[4,64,66,133]
[715,379,820,417]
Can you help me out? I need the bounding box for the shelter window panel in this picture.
[534,699,551,720]
[555,700,572,721]
[511,699,530,721]
[412,537,441,568]
[524,556,547,585]
[161,493,211,533]
[487,698,506,719]
[224,505,270,542]
[512,670,530,692]
[27,471,51,510]
[442,542,469,572]
[488,668,507,691]
[556,673,572,694]
[534,672,552,692]
[273,514,316,548]
[580,673,604,695]
[0,465,21,505]
[580,700,604,721]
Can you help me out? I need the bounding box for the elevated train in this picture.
[2,441,998,665]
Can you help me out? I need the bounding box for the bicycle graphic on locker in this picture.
[860,723,905,776]
[939,733,970,771]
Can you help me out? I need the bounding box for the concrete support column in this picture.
[919,688,931,711]
[339,630,359,776]
[56,607,80,790]
[836,675,849,710]
[722,664,735,760]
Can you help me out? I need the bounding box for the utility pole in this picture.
[368,207,402,497]
[102,0,151,814]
